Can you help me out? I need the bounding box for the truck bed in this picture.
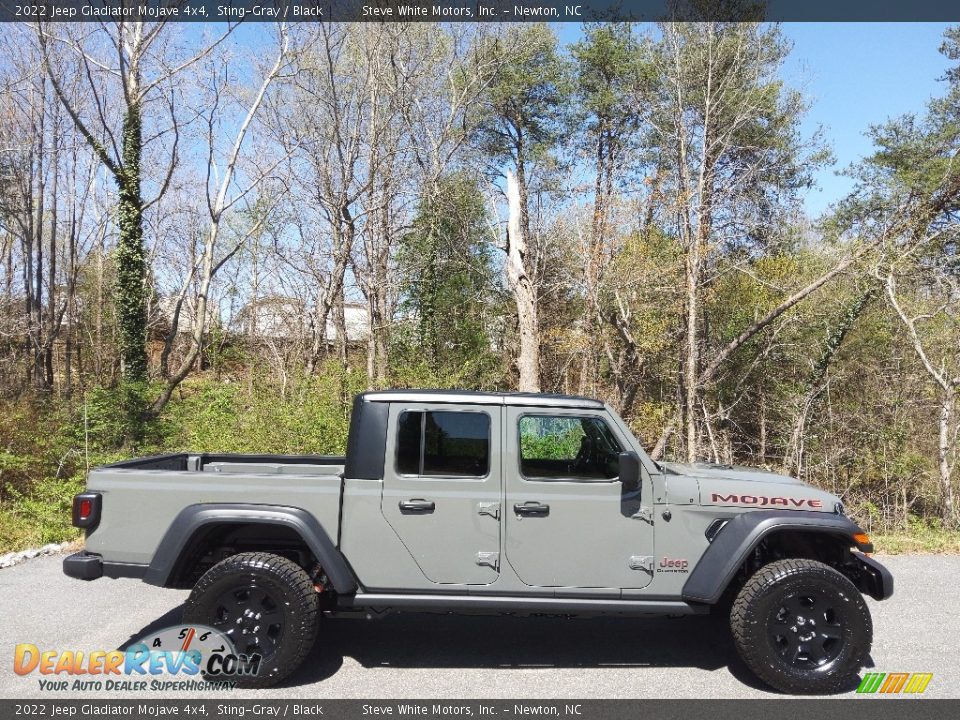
[84,453,346,567]
[103,452,346,475]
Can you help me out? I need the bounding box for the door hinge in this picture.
[476,551,500,570]
[632,506,654,524]
[629,555,654,573]
[477,501,500,520]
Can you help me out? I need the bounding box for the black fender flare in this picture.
[681,510,871,604]
[142,503,357,593]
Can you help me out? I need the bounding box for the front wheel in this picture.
[730,558,872,694]
[183,552,319,688]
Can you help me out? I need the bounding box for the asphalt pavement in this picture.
[0,553,956,699]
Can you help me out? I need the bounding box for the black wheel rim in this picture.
[769,589,845,669]
[211,580,285,659]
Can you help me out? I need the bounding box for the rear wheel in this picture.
[183,552,319,688]
[730,558,872,694]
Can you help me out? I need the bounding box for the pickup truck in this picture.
[64,390,892,693]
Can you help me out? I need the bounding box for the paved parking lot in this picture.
[0,553,956,698]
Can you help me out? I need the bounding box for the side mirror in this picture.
[619,451,641,493]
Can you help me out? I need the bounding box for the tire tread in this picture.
[730,558,872,694]
[183,551,319,688]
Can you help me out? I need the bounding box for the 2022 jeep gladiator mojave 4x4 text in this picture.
[64,390,892,693]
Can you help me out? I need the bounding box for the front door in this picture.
[504,407,654,590]
[382,403,501,585]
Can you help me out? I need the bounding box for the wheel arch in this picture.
[143,503,357,593]
[682,510,874,605]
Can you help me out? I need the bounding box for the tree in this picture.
[647,22,826,461]
[475,24,571,392]
[883,265,958,522]
[37,21,233,385]
[352,24,504,388]
[0,33,103,395]
[149,25,290,415]
[571,23,650,394]
[395,172,502,386]
[272,23,370,374]
[852,27,960,521]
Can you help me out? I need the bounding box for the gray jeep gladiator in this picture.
[64,390,892,693]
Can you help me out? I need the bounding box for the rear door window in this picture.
[396,411,490,478]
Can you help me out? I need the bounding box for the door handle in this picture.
[399,499,435,513]
[514,502,550,517]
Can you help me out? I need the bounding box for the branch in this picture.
[37,24,120,180]
[882,268,954,393]
[699,246,866,387]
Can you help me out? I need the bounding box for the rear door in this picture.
[381,403,502,585]
[503,407,654,590]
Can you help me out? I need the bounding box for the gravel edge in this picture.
[0,539,82,570]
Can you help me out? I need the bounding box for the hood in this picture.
[660,461,840,512]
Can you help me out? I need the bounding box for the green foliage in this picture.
[0,474,84,551]
[79,381,157,452]
[163,365,363,456]
[474,24,572,167]
[873,516,960,554]
[115,102,148,384]
[392,172,507,389]
[571,23,650,169]
[519,416,584,460]
[3,23,959,556]
[0,365,370,553]
[649,23,828,250]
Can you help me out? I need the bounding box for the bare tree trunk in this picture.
[64,178,77,397]
[938,391,957,522]
[506,170,539,392]
[758,394,768,467]
[333,295,347,368]
[580,126,608,396]
[44,114,60,389]
[151,27,288,415]
[94,226,104,380]
[683,252,699,462]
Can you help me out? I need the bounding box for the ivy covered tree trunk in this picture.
[115,103,148,383]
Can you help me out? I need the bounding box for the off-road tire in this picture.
[183,552,319,688]
[730,558,872,694]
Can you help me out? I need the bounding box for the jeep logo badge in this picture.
[657,557,689,573]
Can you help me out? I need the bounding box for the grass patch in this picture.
[872,526,960,554]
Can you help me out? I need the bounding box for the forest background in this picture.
[2,19,960,553]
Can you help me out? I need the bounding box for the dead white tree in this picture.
[150,24,290,414]
[882,263,959,522]
[506,169,540,392]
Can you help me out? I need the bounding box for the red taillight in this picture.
[72,492,100,528]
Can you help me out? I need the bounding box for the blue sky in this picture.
[234,22,956,219]
[781,23,954,215]
[557,22,956,216]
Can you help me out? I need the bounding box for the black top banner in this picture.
[3,0,960,23]
[0,700,957,720]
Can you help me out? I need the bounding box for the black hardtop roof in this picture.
[358,389,605,409]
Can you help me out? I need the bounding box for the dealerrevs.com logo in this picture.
[14,625,261,692]
[856,673,934,695]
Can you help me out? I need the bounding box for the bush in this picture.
[0,473,84,550]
